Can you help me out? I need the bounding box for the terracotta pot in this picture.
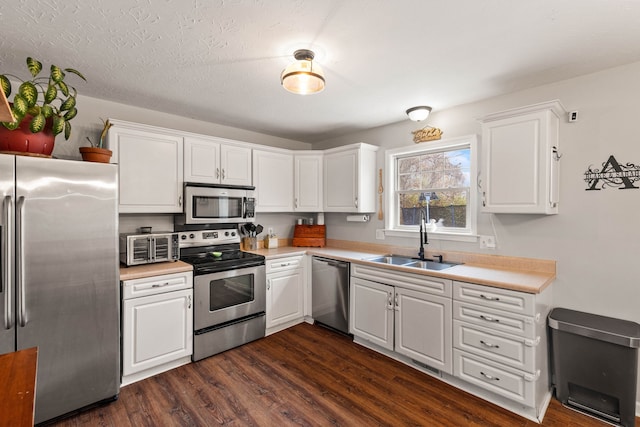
[0,115,55,157]
[79,146,112,163]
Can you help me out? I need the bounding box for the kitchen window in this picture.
[384,135,478,242]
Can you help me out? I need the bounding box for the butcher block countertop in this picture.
[250,240,555,294]
[119,260,193,281]
[0,347,37,427]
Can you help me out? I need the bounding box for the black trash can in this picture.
[549,308,640,427]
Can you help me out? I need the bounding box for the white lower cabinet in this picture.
[350,264,452,374]
[121,271,193,386]
[266,255,305,335]
[452,280,552,420]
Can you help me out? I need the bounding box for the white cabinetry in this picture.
[479,100,565,214]
[452,281,552,418]
[294,152,323,212]
[121,271,193,386]
[350,264,452,374]
[266,255,305,335]
[184,136,252,186]
[323,143,378,213]
[107,119,183,213]
[253,149,294,212]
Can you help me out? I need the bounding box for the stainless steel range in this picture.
[178,227,266,361]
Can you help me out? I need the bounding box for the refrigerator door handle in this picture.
[16,195,27,327]
[2,195,13,329]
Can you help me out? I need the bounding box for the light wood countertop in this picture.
[250,244,555,294]
[119,260,193,281]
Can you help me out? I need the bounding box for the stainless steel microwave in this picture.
[178,183,256,225]
[119,232,179,266]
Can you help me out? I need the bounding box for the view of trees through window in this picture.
[397,148,470,229]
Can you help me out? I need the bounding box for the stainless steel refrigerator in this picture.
[0,154,120,424]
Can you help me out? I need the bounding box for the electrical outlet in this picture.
[479,235,496,249]
[375,229,386,240]
[267,227,274,236]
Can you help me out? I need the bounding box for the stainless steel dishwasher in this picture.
[311,256,350,335]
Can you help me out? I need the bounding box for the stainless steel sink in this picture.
[365,255,459,270]
[366,255,415,265]
[404,260,456,271]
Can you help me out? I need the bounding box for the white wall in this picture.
[52,94,311,160]
[314,60,640,405]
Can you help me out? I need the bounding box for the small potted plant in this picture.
[0,57,86,157]
[80,118,113,163]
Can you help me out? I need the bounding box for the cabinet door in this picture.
[350,277,393,350]
[221,144,252,186]
[266,268,304,328]
[184,136,220,184]
[324,149,358,212]
[294,153,323,212]
[253,150,294,212]
[395,287,452,374]
[109,126,183,213]
[122,289,193,376]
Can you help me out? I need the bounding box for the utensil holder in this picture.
[242,237,257,250]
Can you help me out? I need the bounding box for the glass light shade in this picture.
[281,59,325,95]
[406,106,432,122]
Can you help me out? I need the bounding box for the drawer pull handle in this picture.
[479,294,500,301]
[479,314,500,323]
[152,282,170,288]
[480,371,499,381]
[280,262,291,267]
[480,340,500,349]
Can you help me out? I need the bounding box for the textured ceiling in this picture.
[2,0,640,142]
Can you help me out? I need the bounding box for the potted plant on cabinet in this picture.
[0,56,86,157]
[80,118,113,163]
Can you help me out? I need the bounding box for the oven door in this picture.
[185,185,254,224]
[193,264,266,331]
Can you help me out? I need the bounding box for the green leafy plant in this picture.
[0,57,86,140]
[86,118,112,149]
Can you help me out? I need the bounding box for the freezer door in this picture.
[15,156,120,423]
[0,154,15,355]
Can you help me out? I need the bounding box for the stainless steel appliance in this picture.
[119,231,179,266]
[178,227,266,361]
[312,256,350,335]
[175,183,256,227]
[0,154,119,424]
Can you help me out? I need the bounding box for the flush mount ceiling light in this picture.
[281,49,325,95]
[406,106,432,122]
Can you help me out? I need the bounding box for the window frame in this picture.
[384,134,478,242]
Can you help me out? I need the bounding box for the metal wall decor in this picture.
[584,155,640,190]
[412,126,443,143]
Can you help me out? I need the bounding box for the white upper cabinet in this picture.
[184,136,252,186]
[294,152,323,212]
[479,100,565,214]
[253,149,294,212]
[107,119,184,213]
[323,143,378,213]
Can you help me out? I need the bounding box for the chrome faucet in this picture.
[418,209,428,260]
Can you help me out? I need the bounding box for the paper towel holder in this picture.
[346,215,370,222]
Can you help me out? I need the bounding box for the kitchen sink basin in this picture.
[365,255,415,265]
[404,260,456,270]
[365,255,459,270]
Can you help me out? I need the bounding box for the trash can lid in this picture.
[548,308,640,348]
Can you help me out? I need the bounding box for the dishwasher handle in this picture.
[313,257,349,268]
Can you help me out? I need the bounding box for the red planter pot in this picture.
[0,116,55,157]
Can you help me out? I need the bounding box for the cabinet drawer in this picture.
[453,301,536,338]
[266,255,303,273]
[123,271,193,299]
[453,320,538,373]
[453,349,538,408]
[352,263,452,297]
[454,281,535,316]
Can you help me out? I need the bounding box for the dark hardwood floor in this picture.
[50,323,634,426]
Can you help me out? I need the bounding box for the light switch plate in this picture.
[375,229,386,240]
[479,235,496,249]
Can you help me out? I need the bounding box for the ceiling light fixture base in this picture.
[406,106,432,122]
[281,49,326,95]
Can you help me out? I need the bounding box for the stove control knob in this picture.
[230,231,236,236]
[224,231,230,236]
[189,233,195,239]
[181,234,187,240]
